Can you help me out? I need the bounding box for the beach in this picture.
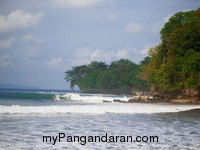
[0,89,200,149]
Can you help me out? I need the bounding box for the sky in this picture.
[0,0,199,89]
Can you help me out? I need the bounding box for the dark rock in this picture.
[127,98,139,103]
[127,96,148,103]
[103,100,111,103]
[113,99,126,103]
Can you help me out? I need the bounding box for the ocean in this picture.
[0,89,200,150]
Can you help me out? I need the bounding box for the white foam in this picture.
[0,104,200,114]
[53,94,61,101]
[59,93,131,103]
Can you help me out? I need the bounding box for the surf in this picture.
[1,103,200,114]
[57,93,132,103]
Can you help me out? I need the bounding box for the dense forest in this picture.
[141,8,200,99]
[65,8,200,97]
[65,58,150,94]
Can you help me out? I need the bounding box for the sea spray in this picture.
[1,104,200,114]
[60,93,131,103]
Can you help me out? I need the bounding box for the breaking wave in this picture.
[1,104,200,114]
[0,91,131,102]
[57,93,132,103]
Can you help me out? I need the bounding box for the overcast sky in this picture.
[0,0,199,89]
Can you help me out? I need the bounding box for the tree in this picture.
[141,8,200,92]
[65,59,150,93]
[65,65,89,89]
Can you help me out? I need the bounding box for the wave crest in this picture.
[1,104,200,114]
[58,93,131,103]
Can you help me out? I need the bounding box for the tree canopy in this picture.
[65,59,150,93]
[142,8,200,92]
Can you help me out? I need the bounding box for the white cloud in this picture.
[75,46,93,58]
[0,38,15,49]
[124,22,143,34]
[47,57,63,66]
[108,13,119,20]
[22,34,46,43]
[68,46,114,66]
[65,45,155,67]
[0,10,44,34]
[140,44,154,55]
[0,55,13,67]
[116,48,138,60]
[72,46,150,65]
[116,48,129,59]
[115,45,157,63]
[163,14,173,23]
[51,0,104,8]
[90,50,100,59]
[22,34,34,40]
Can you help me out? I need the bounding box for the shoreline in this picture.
[110,96,200,105]
[80,91,200,105]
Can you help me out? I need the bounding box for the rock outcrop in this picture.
[146,87,200,104]
[103,100,111,103]
[127,96,149,103]
[113,99,126,103]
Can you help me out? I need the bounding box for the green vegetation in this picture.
[65,59,150,94]
[65,8,200,96]
[142,8,200,92]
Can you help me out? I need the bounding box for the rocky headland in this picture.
[110,88,200,104]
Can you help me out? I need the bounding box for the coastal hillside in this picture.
[65,8,200,100]
[141,8,200,101]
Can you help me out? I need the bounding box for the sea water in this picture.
[0,89,200,149]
